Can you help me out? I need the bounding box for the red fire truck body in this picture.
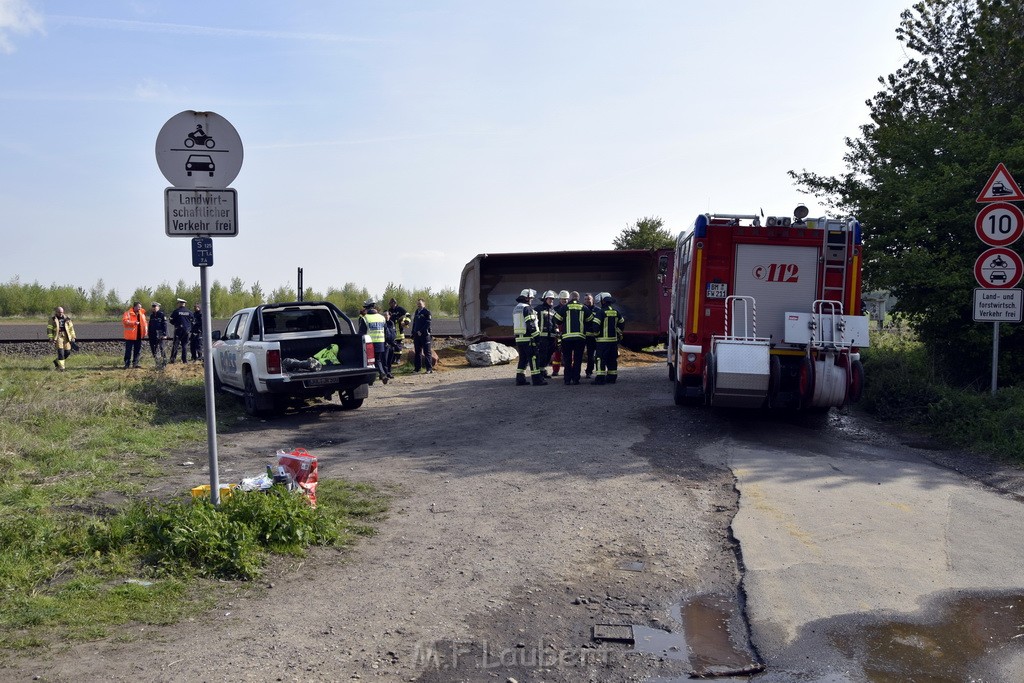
[667,210,869,410]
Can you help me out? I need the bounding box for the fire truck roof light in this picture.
[850,220,862,244]
[794,204,809,220]
[694,214,709,237]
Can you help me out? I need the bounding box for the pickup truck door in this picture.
[217,312,249,387]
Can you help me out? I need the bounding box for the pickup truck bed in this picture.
[211,301,378,415]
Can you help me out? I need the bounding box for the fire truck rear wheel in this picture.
[848,359,865,403]
[798,357,815,409]
[703,352,716,407]
[767,355,781,408]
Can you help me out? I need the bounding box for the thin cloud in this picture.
[0,0,44,54]
[46,14,379,43]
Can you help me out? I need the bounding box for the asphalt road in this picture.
[685,408,1024,682]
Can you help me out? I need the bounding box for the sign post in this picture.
[974,164,1023,395]
[156,111,243,505]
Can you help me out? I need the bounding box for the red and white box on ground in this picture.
[276,448,319,507]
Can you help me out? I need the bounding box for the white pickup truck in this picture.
[210,301,379,415]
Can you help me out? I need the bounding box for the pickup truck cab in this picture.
[211,301,378,415]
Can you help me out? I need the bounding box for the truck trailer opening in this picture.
[460,249,673,350]
[667,207,870,410]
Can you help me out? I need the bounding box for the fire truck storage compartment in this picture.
[783,313,872,348]
[710,339,770,408]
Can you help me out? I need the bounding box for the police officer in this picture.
[189,302,203,361]
[534,290,558,377]
[168,298,192,364]
[590,293,625,385]
[513,289,546,386]
[148,302,168,367]
[553,290,586,385]
[359,300,389,384]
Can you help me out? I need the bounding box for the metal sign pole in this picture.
[200,265,222,504]
[991,321,1000,396]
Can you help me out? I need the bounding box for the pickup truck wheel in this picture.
[243,371,262,416]
[339,396,364,411]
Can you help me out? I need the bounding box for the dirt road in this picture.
[6,354,1023,682]
[6,359,746,682]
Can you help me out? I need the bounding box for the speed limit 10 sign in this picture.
[975,202,1024,247]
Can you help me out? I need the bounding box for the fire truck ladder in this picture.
[821,222,850,305]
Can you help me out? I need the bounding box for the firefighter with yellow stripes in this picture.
[513,289,547,386]
[554,290,587,385]
[589,293,625,385]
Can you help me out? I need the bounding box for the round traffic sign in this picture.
[155,111,243,189]
[974,247,1024,288]
[975,202,1024,247]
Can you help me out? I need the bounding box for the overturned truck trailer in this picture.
[459,249,674,350]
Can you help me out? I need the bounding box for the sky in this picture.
[1,0,910,302]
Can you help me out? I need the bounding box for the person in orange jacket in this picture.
[122,301,148,369]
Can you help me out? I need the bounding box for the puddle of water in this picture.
[679,593,759,675]
[632,624,689,661]
[830,592,1024,682]
[633,592,761,677]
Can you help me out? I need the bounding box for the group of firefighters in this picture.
[512,289,624,386]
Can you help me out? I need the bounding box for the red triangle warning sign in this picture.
[978,163,1024,203]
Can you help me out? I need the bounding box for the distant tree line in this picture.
[0,277,459,320]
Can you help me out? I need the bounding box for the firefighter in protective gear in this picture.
[513,289,546,385]
[553,290,586,385]
[582,293,598,378]
[589,294,625,385]
[550,289,570,376]
[534,290,558,377]
[358,300,389,383]
[47,306,77,372]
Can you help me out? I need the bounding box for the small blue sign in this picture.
[192,237,213,267]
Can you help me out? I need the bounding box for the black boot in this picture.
[516,375,529,386]
[532,375,548,386]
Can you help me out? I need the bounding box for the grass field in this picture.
[0,351,387,650]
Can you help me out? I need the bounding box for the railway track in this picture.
[0,319,465,344]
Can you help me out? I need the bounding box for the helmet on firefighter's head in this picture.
[597,292,611,305]
[519,288,536,299]
[542,290,556,300]
[363,299,376,308]
[558,290,570,300]
[602,295,616,306]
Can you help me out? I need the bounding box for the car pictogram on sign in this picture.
[185,154,215,177]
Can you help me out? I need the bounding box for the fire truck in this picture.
[667,206,870,410]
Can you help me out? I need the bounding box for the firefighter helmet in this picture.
[363,299,376,308]
[597,292,611,305]
[558,290,570,300]
[519,288,536,298]
[542,290,556,299]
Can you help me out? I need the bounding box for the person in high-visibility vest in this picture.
[534,290,558,378]
[359,300,388,384]
[121,301,148,369]
[589,294,625,385]
[553,290,586,385]
[513,289,546,386]
[47,306,77,372]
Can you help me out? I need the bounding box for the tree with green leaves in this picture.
[612,216,675,250]
[791,0,1024,386]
